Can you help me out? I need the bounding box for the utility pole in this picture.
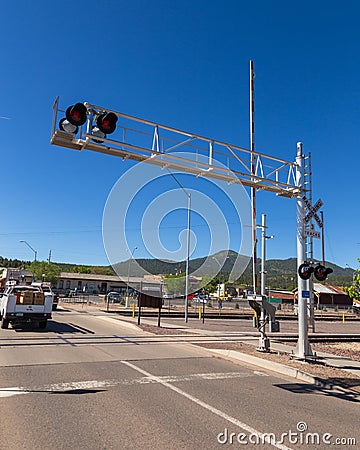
[321,210,325,267]
[250,60,258,295]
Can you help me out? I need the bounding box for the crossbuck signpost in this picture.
[51,98,318,359]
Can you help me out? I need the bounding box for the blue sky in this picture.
[0,0,359,269]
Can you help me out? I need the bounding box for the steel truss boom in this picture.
[51,97,303,198]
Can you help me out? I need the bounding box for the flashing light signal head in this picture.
[314,264,333,282]
[65,103,87,126]
[96,111,118,134]
[59,118,78,134]
[298,262,313,280]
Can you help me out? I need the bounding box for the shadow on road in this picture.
[13,321,94,334]
[50,389,105,395]
[274,382,359,403]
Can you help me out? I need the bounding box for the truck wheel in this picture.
[1,317,9,329]
[39,320,47,329]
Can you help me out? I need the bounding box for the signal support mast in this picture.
[51,94,314,360]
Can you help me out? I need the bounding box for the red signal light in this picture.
[96,112,118,134]
[298,263,313,280]
[65,103,87,126]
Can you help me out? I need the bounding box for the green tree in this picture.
[163,274,186,295]
[28,261,61,286]
[71,265,91,274]
[201,276,219,294]
[343,259,360,302]
[89,266,115,275]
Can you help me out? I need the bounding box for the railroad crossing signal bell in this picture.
[298,262,333,281]
[59,102,118,142]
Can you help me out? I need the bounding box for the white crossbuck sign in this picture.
[302,196,323,228]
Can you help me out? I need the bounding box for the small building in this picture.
[0,268,33,287]
[268,290,295,304]
[55,272,162,295]
[293,284,352,307]
[313,284,352,307]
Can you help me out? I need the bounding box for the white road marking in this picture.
[96,316,139,331]
[121,360,293,450]
[0,371,252,398]
[253,370,270,377]
[0,388,30,398]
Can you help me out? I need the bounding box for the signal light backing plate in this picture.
[66,103,87,126]
[298,263,313,280]
[313,264,333,282]
[96,112,118,134]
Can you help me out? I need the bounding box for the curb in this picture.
[57,304,359,396]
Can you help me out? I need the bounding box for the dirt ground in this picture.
[312,342,360,361]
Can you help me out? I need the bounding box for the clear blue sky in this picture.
[0,0,359,269]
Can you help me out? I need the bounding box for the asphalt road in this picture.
[0,308,358,450]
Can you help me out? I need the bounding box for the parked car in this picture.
[107,292,121,303]
[193,294,207,304]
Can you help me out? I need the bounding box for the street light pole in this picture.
[19,240,37,262]
[126,246,137,308]
[184,192,191,323]
[168,170,191,323]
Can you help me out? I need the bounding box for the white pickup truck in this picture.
[0,284,53,329]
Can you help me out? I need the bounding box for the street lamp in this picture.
[126,246,138,308]
[19,240,37,262]
[168,170,191,323]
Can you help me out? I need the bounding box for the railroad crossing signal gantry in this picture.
[51,98,302,199]
[50,98,315,360]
